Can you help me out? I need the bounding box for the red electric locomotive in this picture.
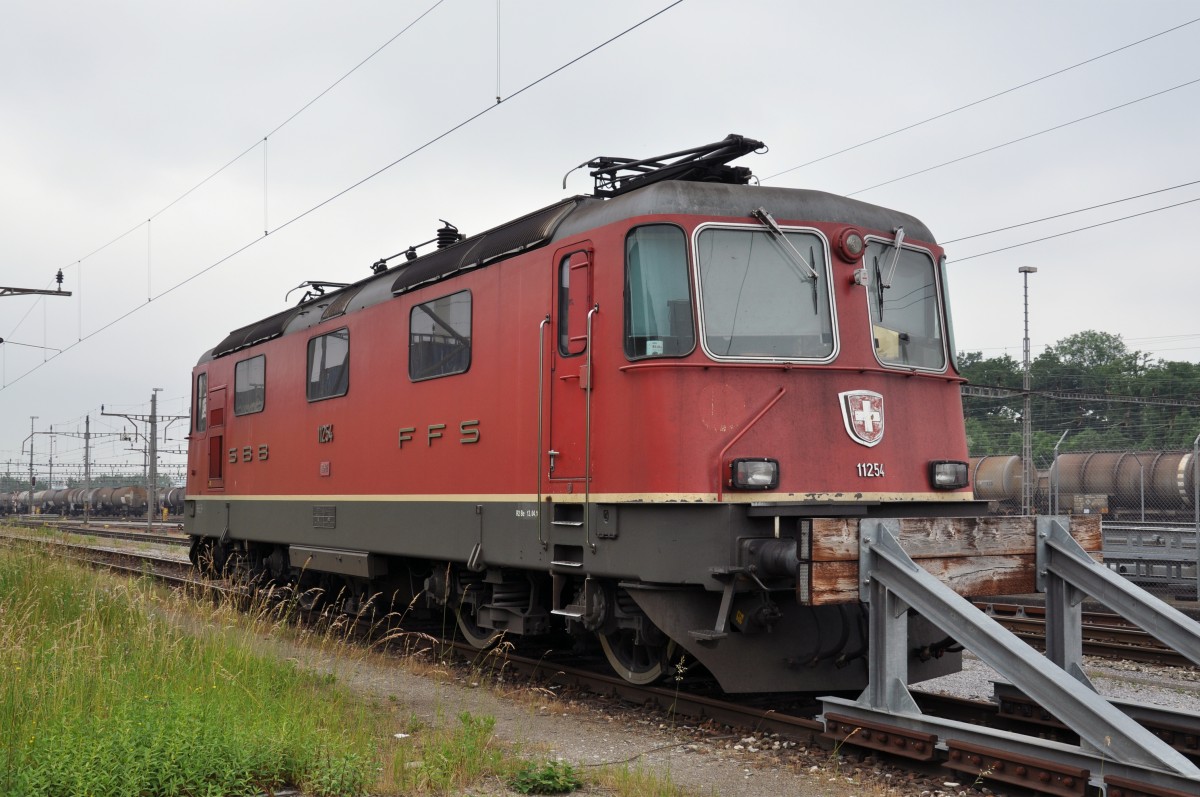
[185,135,979,691]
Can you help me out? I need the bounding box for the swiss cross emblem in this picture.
[839,390,885,447]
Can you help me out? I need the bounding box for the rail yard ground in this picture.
[0,535,921,797]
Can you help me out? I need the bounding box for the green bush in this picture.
[508,760,584,794]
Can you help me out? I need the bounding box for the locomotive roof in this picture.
[202,181,934,363]
[552,181,934,244]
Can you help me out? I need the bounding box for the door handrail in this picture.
[536,315,549,549]
[584,304,599,552]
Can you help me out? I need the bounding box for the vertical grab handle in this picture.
[584,304,599,552]
[536,315,549,549]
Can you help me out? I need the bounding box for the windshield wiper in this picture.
[873,254,885,321]
[750,207,819,280]
[880,226,906,289]
[751,207,820,313]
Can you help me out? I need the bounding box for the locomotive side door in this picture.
[206,386,226,489]
[547,244,594,483]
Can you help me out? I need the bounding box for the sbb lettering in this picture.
[227,444,269,464]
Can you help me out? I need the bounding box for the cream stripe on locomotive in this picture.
[187,491,975,504]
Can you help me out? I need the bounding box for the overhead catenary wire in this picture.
[9,0,452,302]
[3,0,453,346]
[0,0,687,394]
[13,396,194,473]
[951,194,1200,262]
[762,15,1200,182]
[496,0,502,104]
[5,5,1181,339]
[847,76,1200,197]
[266,0,686,237]
[0,340,61,352]
[941,178,1200,244]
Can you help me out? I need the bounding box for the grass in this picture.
[0,529,788,796]
[0,545,388,796]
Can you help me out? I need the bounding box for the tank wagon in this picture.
[184,135,1101,694]
[158,487,186,513]
[0,490,35,514]
[972,451,1198,518]
[0,485,182,517]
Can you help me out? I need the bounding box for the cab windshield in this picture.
[865,241,946,370]
[696,227,833,360]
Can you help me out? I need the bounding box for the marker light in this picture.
[929,460,969,490]
[729,458,779,490]
[837,228,866,262]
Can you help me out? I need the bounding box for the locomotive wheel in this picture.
[455,604,501,650]
[598,629,677,685]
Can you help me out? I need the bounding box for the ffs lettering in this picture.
[398,420,480,448]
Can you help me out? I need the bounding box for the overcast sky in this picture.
[2,1,1198,481]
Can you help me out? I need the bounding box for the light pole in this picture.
[1019,266,1037,515]
[1193,432,1199,601]
[1052,430,1069,515]
[149,388,162,531]
[1128,452,1145,523]
[28,416,38,494]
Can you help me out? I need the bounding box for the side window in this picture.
[410,291,471,381]
[625,225,693,359]
[307,328,350,401]
[195,372,208,432]
[865,241,946,370]
[557,250,592,356]
[233,355,265,415]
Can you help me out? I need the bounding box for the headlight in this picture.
[929,460,969,490]
[837,228,866,262]
[729,458,779,490]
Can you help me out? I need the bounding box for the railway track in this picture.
[978,600,1193,668]
[7,525,1200,796]
[3,516,188,547]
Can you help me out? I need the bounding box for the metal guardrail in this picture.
[1103,521,1198,598]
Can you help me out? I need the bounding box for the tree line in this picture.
[960,330,1200,467]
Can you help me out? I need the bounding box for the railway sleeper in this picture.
[822,516,1200,795]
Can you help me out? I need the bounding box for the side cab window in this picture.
[194,372,208,432]
[624,225,693,358]
[558,249,592,356]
